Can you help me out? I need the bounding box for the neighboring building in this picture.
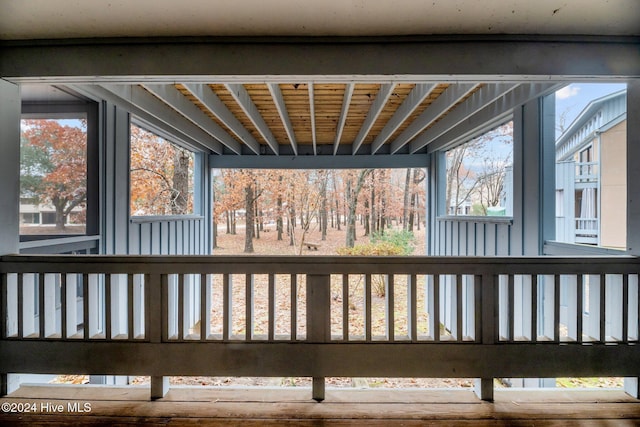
[555,90,627,249]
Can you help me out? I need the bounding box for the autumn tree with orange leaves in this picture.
[130,125,193,216]
[20,119,87,230]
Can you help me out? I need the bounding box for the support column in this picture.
[148,273,169,400]
[474,273,497,401]
[625,81,640,398]
[0,79,21,396]
[307,274,331,402]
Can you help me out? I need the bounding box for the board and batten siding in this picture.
[129,216,206,255]
[435,216,513,256]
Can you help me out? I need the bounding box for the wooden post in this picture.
[148,273,168,400]
[307,274,331,402]
[474,273,497,401]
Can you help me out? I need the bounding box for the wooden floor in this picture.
[1,385,640,426]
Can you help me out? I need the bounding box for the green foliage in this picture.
[471,203,486,216]
[337,241,405,256]
[370,229,415,255]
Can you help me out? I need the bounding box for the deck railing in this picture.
[1,255,639,401]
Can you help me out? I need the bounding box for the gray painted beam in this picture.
[308,82,317,155]
[2,341,639,379]
[210,154,429,170]
[225,83,279,155]
[100,84,224,154]
[0,80,20,256]
[409,83,518,153]
[352,83,395,155]
[142,84,242,154]
[182,83,260,155]
[390,84,478,153]
[267,83,297,155]
[3,37,639,81]
[371,83,435,155]
[426,83,562,153]
[72,84,219,153]
[333,83,354,155]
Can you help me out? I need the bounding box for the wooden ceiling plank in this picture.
[333,83,354,155]
[351,83,395,155]
[308,83,317,154]
[389,83,478,154]
[409,83,519,153]
[225,83,280,155]
[99,84,224,154]
[143,84,242,155]
[370,83,435,155]
[267,83,298,155]
[182,83,261,155]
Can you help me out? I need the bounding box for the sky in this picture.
[555,82,627,137]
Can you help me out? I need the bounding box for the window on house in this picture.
[444,121,513,217]
[130,124,195,216]
[19,101,98,238]
[554,83,627,249]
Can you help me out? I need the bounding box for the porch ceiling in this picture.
[60,81,554,158]
[1,0,639,39]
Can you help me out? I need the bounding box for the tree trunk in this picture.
[171,149,190,215]
[402,168,412,230]
[364,198,370,236]
[346,169,371,247]
[320,171,328,241]
[244,183,255,253]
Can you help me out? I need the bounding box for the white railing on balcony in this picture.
[1,255,639,401]
[576,161,599,183]
[575,218,599,244]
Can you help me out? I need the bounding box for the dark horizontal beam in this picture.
[1,341,638,378]
[2,36,639,81]
[209,153,429,169]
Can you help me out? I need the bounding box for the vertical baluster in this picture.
[387,275,395,341]
[553,274,560,343]
[159,274,169,342]
[576,275,584,343]
[17,274,24,338]
[290,274,297,341]
[178,274,185,341]
[268,274,275,341]
[365,274,372,342]
[342,274,349,341]
[1,273,7,339]
[60,274,67,340]
[245,274,253,341]
[531,275,538,342]
[409,274,417,342]
[622,274,629,343]
[105,274,112,340]
[223,274,230,341]
[83,274,89,340]
[456,274,463,341]
[200,274,209,341]
[127,274,134,339]
[433,275,440,342]
[507,275,515,342]
[38,274,45,338]
[600,273,606,343]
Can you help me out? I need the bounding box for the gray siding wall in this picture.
[128,217,207,255]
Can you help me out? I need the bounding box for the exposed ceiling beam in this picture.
[409,83,519,153]
[352,83,395,155]
[101,84,225,154]
[71,84,222,153]
[210,154,429,170]
[308,82,317,155]
[426,82,563,153]
[181,83,261,155]
[389,83,478,154]
[267,83,297,156]
[142,84,242,155]
[225,83,280,155]
[333,83,354,155]
[370,83,435,155]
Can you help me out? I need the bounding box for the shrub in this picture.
[370,229,415,255]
